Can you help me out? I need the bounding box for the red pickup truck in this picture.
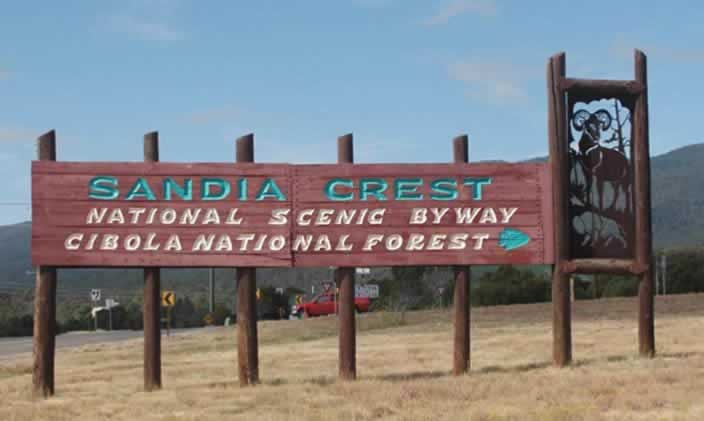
[293,292,371,318]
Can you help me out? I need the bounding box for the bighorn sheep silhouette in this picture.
[572,109,630,213]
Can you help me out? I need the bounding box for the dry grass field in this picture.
[1,294,704,420]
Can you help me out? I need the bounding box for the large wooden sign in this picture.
[32,161,553,267]
[29,50,654,400]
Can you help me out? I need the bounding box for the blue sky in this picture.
[1,0,703,224]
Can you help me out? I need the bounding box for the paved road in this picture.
[0,327,214,360]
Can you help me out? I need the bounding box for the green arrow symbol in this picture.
[498,228,531,251]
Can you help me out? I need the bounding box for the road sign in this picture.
[295,295,303,305]
[356,267,371,275]
[203,313,214,326]
[105,298,119,308]
[355,284,379,298]
[162,291,176,307]
[90,289,101,302]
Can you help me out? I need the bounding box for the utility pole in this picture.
[661,254,667,295]
[655,256,660,295]
[209,268,215,313]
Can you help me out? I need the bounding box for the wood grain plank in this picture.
[32,162,554,267]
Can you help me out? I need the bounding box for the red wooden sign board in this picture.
[31,161,553,267]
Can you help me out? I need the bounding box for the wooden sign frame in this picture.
[547,49,654,367]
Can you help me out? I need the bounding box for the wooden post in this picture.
[33,130,57,398]
[236,134,259,386]
[547,53,572,367]
[337,133,357,381]
[452,135,470,375]
[143,131,162,391]
[634,49,655,357]
[570,276,575,303]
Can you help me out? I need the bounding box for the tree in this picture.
[391,266,426,284]
[172,297,202,328]
[474,266,550,306]
[389,266,433,309]
[212,303,232,325]
[666,249,704,293]
[124,301,143,330]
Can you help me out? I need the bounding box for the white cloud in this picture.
[448,60,529,105]
[422,0,497,26]
[103,0,186,42]
[108,15,184,41]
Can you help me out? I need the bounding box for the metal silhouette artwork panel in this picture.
[567,95,635,259]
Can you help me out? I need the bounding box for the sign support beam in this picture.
[143,131,162,391]
[547,52,572,367]
[236,134,259,386]
[337,133,357,381]
[32,130,58,398]
[452,134,471,375]
[634,50,655,357]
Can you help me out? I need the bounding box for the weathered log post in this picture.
[452,134,471,375]
[33,130,58,398]
[547,53,572,366]
[143,131,162,391]
[236,134,260,385]
[337,133,357,381]
[634,50,655,357]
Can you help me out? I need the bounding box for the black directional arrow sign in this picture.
[162,291,176,307]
